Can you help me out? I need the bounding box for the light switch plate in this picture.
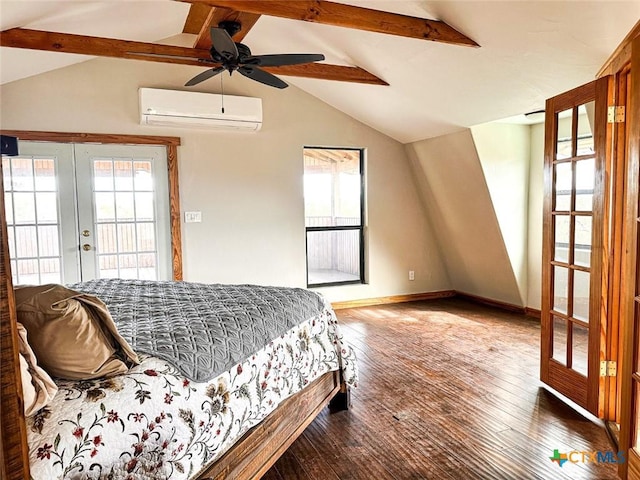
[184,211,202,223]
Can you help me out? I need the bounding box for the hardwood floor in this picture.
[264,297,619,480]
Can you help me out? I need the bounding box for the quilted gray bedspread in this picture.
[70,279,327,382]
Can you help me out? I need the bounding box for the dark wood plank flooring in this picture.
[264,297,619,480]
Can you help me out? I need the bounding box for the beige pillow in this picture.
[15,284,139,380]
[16,323,58,416]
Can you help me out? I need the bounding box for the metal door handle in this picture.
[82,244,92,251]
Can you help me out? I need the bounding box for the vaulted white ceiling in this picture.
[0,1,638,143]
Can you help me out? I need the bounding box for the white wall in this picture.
[406,122,548,310]
[0,57,451,302]
[527,122,545,310]
[471,123,531,306]
[406,130,523,306]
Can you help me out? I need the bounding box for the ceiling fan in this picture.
[185,21,324,89]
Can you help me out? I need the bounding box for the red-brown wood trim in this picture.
[550,80,599,112]
[331,290,540,317]
[228,12,261,43]
[0,167,30,480]
[178,0,479,47]
[0,28,210,65]
[167,144,183,281]
[524,307,542,319]
[619,35,640,480]
[184,3,216,34]
[264,62,387,85]
[548,359,589,407]
[454,291,526,314]
[629,448,640,480]
[194,7,230,49]
[604,66,629,422]
[331,290,456,310]
[541,95,556,385]
[0,130,181,146]
[597,19,640,79]
[590,75,611,416]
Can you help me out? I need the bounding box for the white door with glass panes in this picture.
[2,141,171,285]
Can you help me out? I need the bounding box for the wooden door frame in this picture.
[596,19,640,480]
[618,33,640,480]
[603,64,631,426]
[0,130,183,281]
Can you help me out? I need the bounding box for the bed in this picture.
[0,189,357,480]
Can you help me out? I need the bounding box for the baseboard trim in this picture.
[331,289,541,318]
[331,290,456,310]
[454,291,526,314]
[524,307,541,318]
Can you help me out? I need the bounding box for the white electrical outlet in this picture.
[184,211,202,223]
[409,270,415,281]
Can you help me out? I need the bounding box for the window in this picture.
[303,147,364,287]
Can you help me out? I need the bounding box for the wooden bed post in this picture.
[0,162,31,479]
[328,373,351,411]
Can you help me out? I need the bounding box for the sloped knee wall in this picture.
[471,123,531,306]
[406,129,524,306]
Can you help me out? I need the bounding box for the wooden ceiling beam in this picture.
[177,0,479,47]
[194,8,262,49]
[0,28,387,85]
[264,62,385,85]
[183,3,216,34]
[183,3,262,49]
[0,28,210,67]
[228,12,261,43]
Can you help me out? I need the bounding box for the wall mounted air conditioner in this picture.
[139,88,262,132]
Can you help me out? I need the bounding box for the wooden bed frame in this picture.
[0,160,348,480]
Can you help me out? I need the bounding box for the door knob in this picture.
[82,244,92,251]
[82,230,91,237]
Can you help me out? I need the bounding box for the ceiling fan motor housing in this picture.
[218,21,242,38]
[210,43,252,71]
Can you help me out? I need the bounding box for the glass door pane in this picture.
[2,142,78,284]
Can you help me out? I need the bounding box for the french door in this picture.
[2,142,171,284]
[540,77,609,415]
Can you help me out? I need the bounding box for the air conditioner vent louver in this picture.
[139,88,262,132]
